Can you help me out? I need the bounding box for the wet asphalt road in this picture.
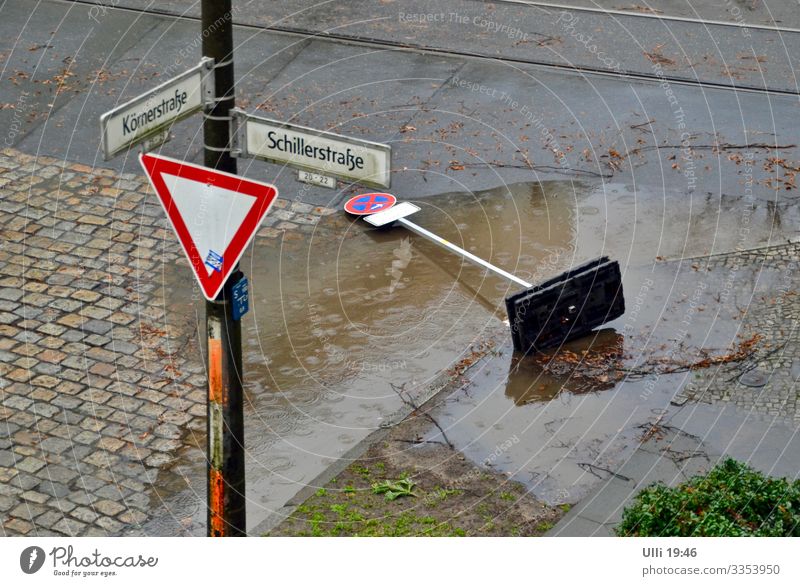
[1,0,799,219]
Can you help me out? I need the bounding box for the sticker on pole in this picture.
[231,277,249,321]
[344,193,396,215]
[139,153,278,301]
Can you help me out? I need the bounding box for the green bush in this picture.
[616,458,800,536]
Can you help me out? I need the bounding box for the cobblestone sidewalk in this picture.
[674,242,800,422]
[0,148,334,536]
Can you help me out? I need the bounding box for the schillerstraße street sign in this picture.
[100,58,215,160]
[230,108,392,188]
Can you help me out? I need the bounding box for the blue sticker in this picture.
[232,277,249,321]
[205,250,223,273]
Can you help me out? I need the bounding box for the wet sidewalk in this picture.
[549,423,714,536]
[105,0,800,92]
[548,241,800,536]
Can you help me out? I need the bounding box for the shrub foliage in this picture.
[616,458,800,536]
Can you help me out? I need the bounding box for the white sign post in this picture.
[230,109,392,188]
[100,58,215,160]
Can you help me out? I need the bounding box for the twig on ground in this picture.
[389,382,455,449]
[578,462,631,482]
[630,119,656,130]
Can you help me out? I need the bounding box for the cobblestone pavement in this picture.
[674,242,800,423]
[0,148,334,536]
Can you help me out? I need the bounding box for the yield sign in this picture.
[139,153,278,301]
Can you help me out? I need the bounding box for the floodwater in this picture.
[149,179,590,533]
[145,176,798,533]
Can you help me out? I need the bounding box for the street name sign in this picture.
[231,108,392,188]
[101,58,215,160]
[139,153,278,301]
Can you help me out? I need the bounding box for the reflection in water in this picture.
[505,329,624,405]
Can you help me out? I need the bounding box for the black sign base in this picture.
[505,257,625,354]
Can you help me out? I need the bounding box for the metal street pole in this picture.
[201,0,246,537]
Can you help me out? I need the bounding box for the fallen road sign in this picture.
[231,108,392,188]
[505,257,625,354]
[139,153,278,301]
[351,194,625,354]
[344,193,396,215]
[101,58,215,160]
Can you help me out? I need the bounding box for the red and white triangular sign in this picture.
[139,153,278,301]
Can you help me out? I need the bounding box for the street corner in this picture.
[1,0,800,563]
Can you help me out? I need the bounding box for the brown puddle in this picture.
[148,174,797,531]
[156,179,590,532]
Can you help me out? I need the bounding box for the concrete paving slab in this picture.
[550,513,615,536]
